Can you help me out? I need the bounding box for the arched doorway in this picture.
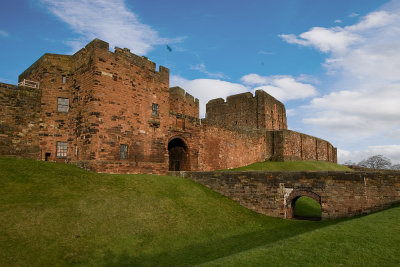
[168,137,189,171]
[286,190,322,220]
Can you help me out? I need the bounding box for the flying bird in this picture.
[166,45,172,52]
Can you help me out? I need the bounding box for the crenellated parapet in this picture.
[169,86,199,118]
[205,89,287,131]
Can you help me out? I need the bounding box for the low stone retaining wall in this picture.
[169,171,400,220]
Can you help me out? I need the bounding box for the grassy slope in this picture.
[0,157,399,266]
[226,160,352,172]
[202,205,400,266]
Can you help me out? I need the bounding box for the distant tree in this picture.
[358,155,392,169]
[344,160,356,165]
[391,164,400,170]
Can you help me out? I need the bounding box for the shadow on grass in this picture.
[101,216,352,266]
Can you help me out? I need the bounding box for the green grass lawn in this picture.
[225,160,353,172]
[1,157,399,266]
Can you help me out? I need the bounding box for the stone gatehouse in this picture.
[0,39,337,174]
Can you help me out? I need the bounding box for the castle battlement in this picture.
[226,92,253,102]
[170,86,199,106]
[169,86,199,118]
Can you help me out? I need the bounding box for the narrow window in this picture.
[152,103,159,117]
[57,98,69,112]
[56,142,68,158]
[120,144,128,159]
[62,75,66,84]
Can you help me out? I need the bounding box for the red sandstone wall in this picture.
[256,90,287,130]
[18,45,97,164]
[198,125,266,170]
[0,83,41,158]
[169,87,199,118]
[74,40,172,173]
[19,53,74,163]
[266,130,337,163]
[205,90,287,131]
[302,134,317,160]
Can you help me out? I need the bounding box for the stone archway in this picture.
[286,190,322,220]
[168,137,189,171]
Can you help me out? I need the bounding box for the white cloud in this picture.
[280,11,398,55]
[240,73,270,85]
[286,109,297,117]
[346,11,398,31]
[241,74,318,101]
[349,12,359,18]
[40,0,181,54]
[303,84,400,138]
[190,64,229,79]
[170,75,248,117]
[0,30,8,37]
[338,145,400,164]
[334,19,342,24]
[296,74,320,84]
[281,1,400,150]
[280,27,361,54]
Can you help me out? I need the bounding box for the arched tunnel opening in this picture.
[168,137,189,171]
[292,196,322,221]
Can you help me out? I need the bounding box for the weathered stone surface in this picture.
[0,83,41,158]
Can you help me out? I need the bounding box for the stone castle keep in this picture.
[0,39,337,174]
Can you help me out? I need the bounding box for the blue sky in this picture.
[1,0,400,164]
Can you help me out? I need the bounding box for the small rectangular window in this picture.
[58,98,69,112]
[62,75,66,84]
[120,144,128,159]
[152,103,159,117]
[56,142,68,158]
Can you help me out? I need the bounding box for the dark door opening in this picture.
[168,138,189,171]
[45,153,51,161]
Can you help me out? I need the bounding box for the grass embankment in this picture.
[1,157,399,266]
[226,160,352,172]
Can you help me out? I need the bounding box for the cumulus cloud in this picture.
[280,28,360,54]
[170,75,248,117]
[280,11,398,55]
[303,84,400,135]
[282,1,400,145]
[241,74,318,101]
[40,0,182,54]
[346,11,398,31]
[190,64,230,79]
